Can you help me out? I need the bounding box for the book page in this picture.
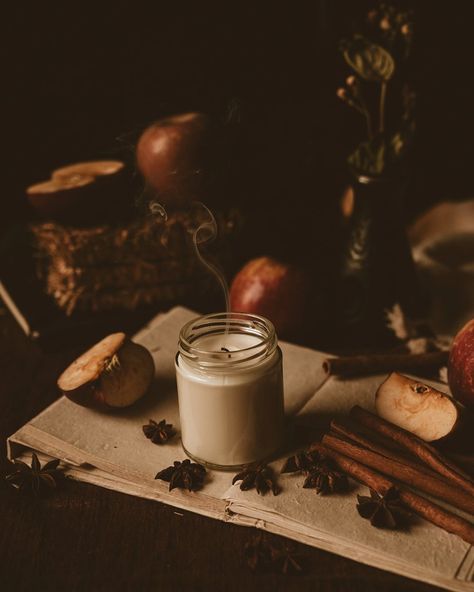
[8,306,471,591]
[220,373,473,590]
[9,307,328,505]
[222,454,472,589]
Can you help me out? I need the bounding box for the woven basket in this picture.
[31,209,240,315]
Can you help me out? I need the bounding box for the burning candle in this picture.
[175,312,284,469]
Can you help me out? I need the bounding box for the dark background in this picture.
[1,5,473,590]
[4,0,474,238]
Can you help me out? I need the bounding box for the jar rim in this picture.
[178,311,278,370]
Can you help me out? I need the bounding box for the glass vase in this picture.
[337,175,422,347]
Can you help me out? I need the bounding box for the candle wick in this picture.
[221,346,231,358]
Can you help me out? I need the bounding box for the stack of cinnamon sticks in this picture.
[314,406,474,545]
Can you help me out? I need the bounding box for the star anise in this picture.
[356,487,409,529]
[282,449,348,495]
[244,533,305,574]
[5,453,63,495]
[244,534,265,571]
[269,541,305,574]
[155,459,206,492]
[142,419,176,444]
[303,460,348,495]
[281,450,318,473]
[233,463,280,496]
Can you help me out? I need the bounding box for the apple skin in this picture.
[230,257,308,338]
[27,176,97,223]
[58,338,155,411]
[136,112,210,206]
[448,318,474,409]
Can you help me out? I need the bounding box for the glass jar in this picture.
[175,312,284,469]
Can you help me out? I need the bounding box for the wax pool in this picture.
[175,330,284,469]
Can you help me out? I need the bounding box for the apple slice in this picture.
[52,160,124,180]
[27,175,97,220]
[58,333,155,410]
[375,372,461,442]
[27,159,128,224]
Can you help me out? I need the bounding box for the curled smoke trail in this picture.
[148,200,230,313]
[190,201,230,313]
[149,201,168,222]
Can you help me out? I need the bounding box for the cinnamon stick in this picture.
[350,406,474,497]
[323,351,448,378]
[322,432,474,514]
[330,419,447,482]
[311,443,474,546]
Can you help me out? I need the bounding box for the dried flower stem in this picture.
[379,81,388,133]
[338,86,373,139]
[357,88,373,139]
[365,109,373,140]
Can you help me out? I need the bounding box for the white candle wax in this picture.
[176,330,284,468]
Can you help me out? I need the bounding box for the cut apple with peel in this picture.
[27,175,98,220]
[375,372,461,442]
[58,332,155,409]
[52,160,124,180]
[27,176,95,194]
[27,159,128,224]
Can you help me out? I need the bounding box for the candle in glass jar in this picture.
[175,312,284,469]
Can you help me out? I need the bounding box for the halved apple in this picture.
[375,372,462,442]
[58,333,155,410]
[27,174,100,221]
[52,160,124,180]
[27,160,127,224]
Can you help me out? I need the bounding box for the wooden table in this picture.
[0,306,442,592]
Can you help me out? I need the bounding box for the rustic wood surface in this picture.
[0,306,443,592]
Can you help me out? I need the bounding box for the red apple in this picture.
[136,112,210,206]
[230,257,308,338]
[448,318,474,409]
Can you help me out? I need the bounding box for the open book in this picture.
[7,307,474,592]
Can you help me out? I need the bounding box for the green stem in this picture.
[344,96,371,137]
[353,83,373,140]
[379,82,387,133]
[365,110,373,140]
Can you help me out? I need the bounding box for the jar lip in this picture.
[178,311,277,369]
